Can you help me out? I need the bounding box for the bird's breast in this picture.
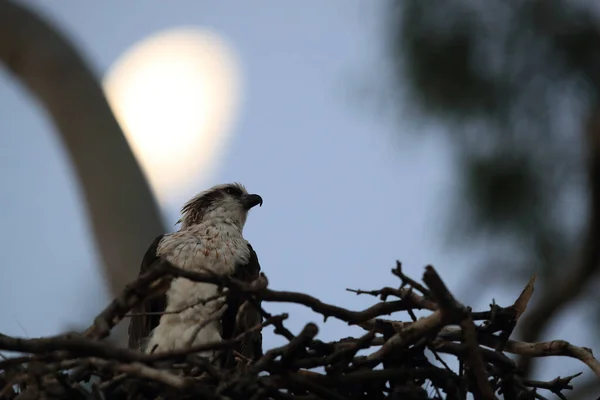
[155,227,250,322]
[158,227,250,274]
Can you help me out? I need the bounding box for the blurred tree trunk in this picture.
[0,0,165,342]
[516,105,600,375]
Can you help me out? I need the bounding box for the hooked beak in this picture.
[242,194,263,210]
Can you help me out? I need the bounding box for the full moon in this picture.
[103,27,242,205]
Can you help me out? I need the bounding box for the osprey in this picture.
[128,182,263,366]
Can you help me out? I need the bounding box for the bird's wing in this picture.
[128,234,167,351]
[221,243,263,368]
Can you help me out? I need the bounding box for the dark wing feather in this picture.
[221,243,263,368]
[128,234,167,350]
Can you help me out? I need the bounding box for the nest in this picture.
[0,261,598,399]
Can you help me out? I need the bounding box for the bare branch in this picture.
[1,262,596,399]
[422,266,496,400]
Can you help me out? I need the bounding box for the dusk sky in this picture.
[0,0,592,383]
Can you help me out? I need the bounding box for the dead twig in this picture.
[0,263,596,400]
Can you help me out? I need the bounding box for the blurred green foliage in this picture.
[386,0,600,286]
[384,1,600,386]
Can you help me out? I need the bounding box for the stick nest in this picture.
[1,261,598,399]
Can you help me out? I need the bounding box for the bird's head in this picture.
[177,182,263,230]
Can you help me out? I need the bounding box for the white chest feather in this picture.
[144,222,250,354]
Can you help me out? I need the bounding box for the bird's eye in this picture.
[224,187,242,196]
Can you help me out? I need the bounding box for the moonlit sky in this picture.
[104,28,243,204]
[0,0,592,381]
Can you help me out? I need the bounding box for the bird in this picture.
[127,182,264,366]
